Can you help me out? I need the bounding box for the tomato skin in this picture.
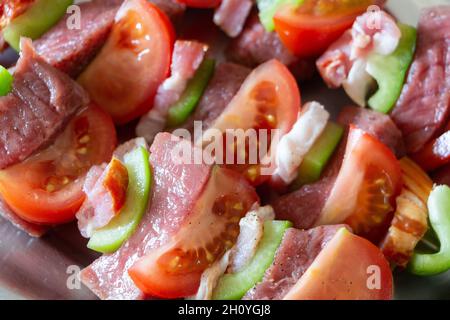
[274,13,354,58]
[284,228,393,300]
[177,0,221,8]
[78,0,175,125]
[1,181,87,225]
[129,246,202,299]
[317,126,403,242]
[204,59,300,186]
[152,1,176,50]
[412,124,450,172]
[273,1,380,58]
[129,167,259,298]
[0,106,117,225]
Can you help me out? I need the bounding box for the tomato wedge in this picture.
[273,0,382,58]
[201,59,300,186]
[78,0,175,124]
[284,228,393,300]
[177,0,221,8]
[317,126,403,243]
[412,123,450,172]
[0,106,117,225]
[129,167,258,298]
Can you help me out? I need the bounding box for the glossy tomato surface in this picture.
[0,106,117,225]
[78,0,175,124]
[274,0,382,58]
[412,122,450,172]
[317,126,403,243]
[203,59,300,186]
[284,228,393,300]
[129,167,258,298]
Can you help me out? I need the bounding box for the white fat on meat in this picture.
[213,0,253,38]
[192,205,275,300]
[317,10,401,107]
[228,205,275,273]
[351,10,401,59]
[76,138,147,238]
[77,159,128,238]
[274,102,330,185]
[343,59,376,107]
[346,11,401,106]
[192,251,231,300]
[113,137,148,160]
[136,41,208,143]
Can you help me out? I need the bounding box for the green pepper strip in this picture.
[166,58,215,128]
[366,23,417,114]
[0,66,13,96]
[408,185,450,276]
[212,220,292,300]
[290,121,344,191]
[256,0,304,32]
[3,0,74,51]
[87,147,152,254]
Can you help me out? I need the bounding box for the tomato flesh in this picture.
[284,228,393,300]
[129,167,258,298]
[202,59,300,186]
[177,0,221,8]
[317,126,402,243]
[78,0,175,124]
[274,0,380,58]
[0,106,117,225]
[343,164,397,242]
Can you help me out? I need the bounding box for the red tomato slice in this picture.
[317,126,403,243]
[274,0,382,58]
[201,59,300,186]
[129,167,259,298]
[284,228,393,300]
[177,0,221,8]
[78,0,175,125]
[0,106,117,225]
[412,123,450,172]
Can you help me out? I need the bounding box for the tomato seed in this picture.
[76,147,88,155]
[78,135,90,144]
[46,184,55,193]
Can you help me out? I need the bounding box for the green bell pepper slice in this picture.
[366,23,417,114]
[3,0,73,51]
[166,58,215,128]
[0,66,13,96]
[212,220,292,300]
[256,0,303,32]
[408,185,450,276]
[290,122,344,191]
[88,147,152,254]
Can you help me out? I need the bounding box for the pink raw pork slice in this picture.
[81,133,212,299]
[391,6,450,153]
[34,0,123,77]
[213,0,253,38]
[244,225,346,300]
[136,40,207,143]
